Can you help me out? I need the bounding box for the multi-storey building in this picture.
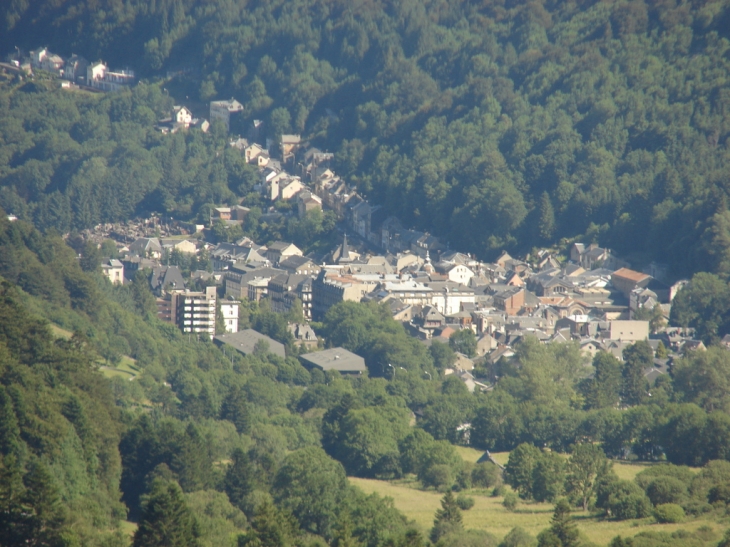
[171,287,217,338]
[220,301,239,333]
[268,274,314,319]
[312,270,378,320]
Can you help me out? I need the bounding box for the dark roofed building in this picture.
[299,347,367,375]
[149,266,185,295]
[214,329,286,358]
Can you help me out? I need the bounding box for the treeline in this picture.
[3,1,730,276]
[505,442,730,522]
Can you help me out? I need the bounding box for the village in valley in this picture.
[85,108,697,393]
[6,44,704,391]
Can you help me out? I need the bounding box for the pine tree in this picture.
[224,448,255,512]
[220,387,251,434]
[133,479,200,547]
[238,500,294,547]
[0,386,22,458]
[621,341,652,406]
[172,423,215,492]
[538,192,556,242]
[538,499,579,547]
[430,491,463,543]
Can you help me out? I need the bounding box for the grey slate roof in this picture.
[214,329,286,358]
[299,347,367,374]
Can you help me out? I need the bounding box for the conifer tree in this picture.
[430,491,463,543]
[220,387,251,434]
[538,192,556,242]
[0,386,21,458]
[133,479,200,547]
[225,448,255,512]
[537,499,579,547]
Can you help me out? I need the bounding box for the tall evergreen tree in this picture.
[538,192,556,242]
[225,448,255,512]
[585,352,622,409]
[537,499,579,547]
[430,491,463,543]
[133,479,200,547]
[220,387,252,434]
[621,342,652,406]
[0,385,22,458]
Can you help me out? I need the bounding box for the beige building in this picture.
[608,320,649,342]
[101,259,124,285]
[312,271,378,320]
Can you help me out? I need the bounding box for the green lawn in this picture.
[349,467,719,546]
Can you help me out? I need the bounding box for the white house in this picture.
[220,302,239,333]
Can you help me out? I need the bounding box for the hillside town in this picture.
[81,120,698,393]
[12,45,697,389]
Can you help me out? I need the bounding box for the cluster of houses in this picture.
[101,216,701,391]
[85,104,704,390]
[7,47,135,91]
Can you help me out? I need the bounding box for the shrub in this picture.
[456,494,475,510]
[708,482,730,504]
[598,479,652,520]
[503,492,518,511]
[471,462,501,489]
[422,464,454,491]
[498,526,537,547]
[455,465,473,491]
[645,477,688,506]
[492,484,506,497]
[653,503,685,523]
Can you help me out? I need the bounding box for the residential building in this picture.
[220,301,239,333]
[297,191,323,217]
[312,270,378,320]
[279,255,321,276]
[101,259,124,285]
[87,62,135,91]
[608,320,649,342]
[268,274,314,319]
[611,268,652,299]
[266,242,303,265]
[210,98,244,133]
[289,323,318,349]
[63,53,89,83]
[172,286,217,338]
[128,237,162,259]
[149,266,185,296]
[224,264,283,299]
[281,134,302,162]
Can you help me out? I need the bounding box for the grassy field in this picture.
[50,324,73,339]
[100,355,141,380]
[349,459,720,546]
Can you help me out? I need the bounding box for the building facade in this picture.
[172,286,217,338]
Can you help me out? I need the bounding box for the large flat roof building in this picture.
[299,347,367,375]
[214,329,286,358]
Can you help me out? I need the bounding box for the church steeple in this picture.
[423,250,434,274]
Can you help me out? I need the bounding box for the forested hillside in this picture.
[3,0,730,276]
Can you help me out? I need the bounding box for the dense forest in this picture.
[2,0,730,276]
